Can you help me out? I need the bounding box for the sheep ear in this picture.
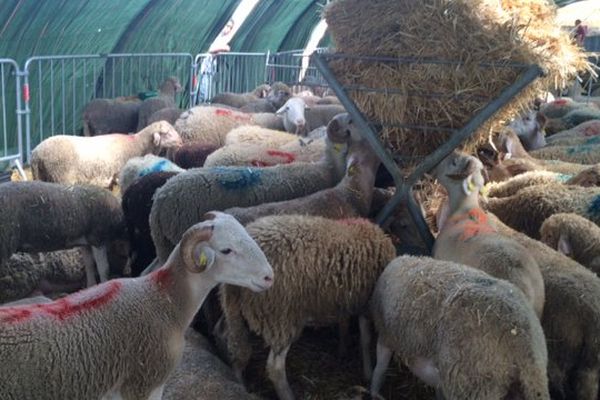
[261,89,268,98]
[275,105,288,115]
[190,245,216,273]
[557,234,572,256]
[153,131,161,146]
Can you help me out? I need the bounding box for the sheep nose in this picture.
[263,275,274,287]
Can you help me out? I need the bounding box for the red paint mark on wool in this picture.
[215,108,233,117]
[584,124,600,136]
[337,218,370,226]
[0,281,122,324]
[267,150,296,164]
[446,208,496,241]
[150,267,173,290]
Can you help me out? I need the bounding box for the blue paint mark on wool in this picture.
[139,160,171,177]
[557,174,573,183]
[589,195,600,217]
[584,136,600,145]
[566,145,594,155]
[212,167,262,190]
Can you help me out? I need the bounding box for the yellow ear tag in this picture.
[333,143,343,152]
[467,177,476,193]
[198,251,208,268]
[462,176,476,196]
[479,184,489,198]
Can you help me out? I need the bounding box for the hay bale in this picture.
[324,0,592,165]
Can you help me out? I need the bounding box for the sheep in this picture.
[122,171,179,277]
[136,76,182,131]
[431,151,545,317]
[540,213,600,274]
[508,109,547,150]
[489,213,600,399]
[0,212,274,400]
[0,181,125,287]
[210,83,271,108]
[204,138,325,168]
[486,170,572,198]
[163,328,261,400]
[484,128,592,179]
[223,114,379,225]
[239,81,292,113]
[275,97,346,136]
[149,114,351,264]
[483,183,600,239]
[31,120,183,188]
[545,134,600,147]
[0,248,90,303]
[119,154,184,193]
[171,142,219,169]
[529,143,600,164]
[2,295,52,307]
[174,106,285,148]
[369,255,549,400]
[221,215,397,400]
[538,97,590,119]
[224,125,299,148]
[82,96,141,136]
[146,107,184,126]
[545,107,600,135]
[546,120,600,145]
[566,164,600,187]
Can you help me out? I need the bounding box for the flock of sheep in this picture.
[1,71,600,400]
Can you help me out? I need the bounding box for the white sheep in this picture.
[529,143,600,165]
[275,97,345,136]
[119,154,184,193]
[540,213,600,274]
[546,120,600,145]
[163,328,260,400]
[31,121,182,188]
[508,109,547,150]
[149,114,351,265]
[370,255,549,399]
[0,181,125,287]
[221,215,397,400]
[174,106,286,148]
[224,125,299,148]
[490,213,600,399]
[205,137,325,168]
[486,170,572,198]
[210,84,271,108]
[432,151,545,317]
[483,183,600,239]
[0,212,274,400]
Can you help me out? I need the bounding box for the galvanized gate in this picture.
[0,58,24,176]
[22,53,194,161]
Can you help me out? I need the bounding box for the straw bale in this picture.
[324,0,593,166]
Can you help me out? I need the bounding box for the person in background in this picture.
[573,19,588,47]
[198,19,235,102]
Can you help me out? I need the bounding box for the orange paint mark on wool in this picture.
[0,281,122,324]
[215,108,251,122]
[150,267,173,290]
[446,208,496,241]
[215,108,233,117]
[553,99,568,106]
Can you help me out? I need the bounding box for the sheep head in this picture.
[432,151,485,198]
[151,121,183,150]
[180,212,274,292]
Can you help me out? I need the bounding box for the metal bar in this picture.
[323,53,532,69]
[406,64,544,184]
[72,59,76,134]
[1,64,7,157]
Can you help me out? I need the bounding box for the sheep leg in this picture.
[266,345,294,400]
[370,340,392,396]
[91,245,110,283]
[84,246,98,287]
[337,317,350,358]
[359,316,373,381]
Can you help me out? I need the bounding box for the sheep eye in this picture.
[220,248,232,255]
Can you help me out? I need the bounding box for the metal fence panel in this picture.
[23,53,194,161]
[0,58,23,172]
[266,48,328,90]
[193,52,268,104]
